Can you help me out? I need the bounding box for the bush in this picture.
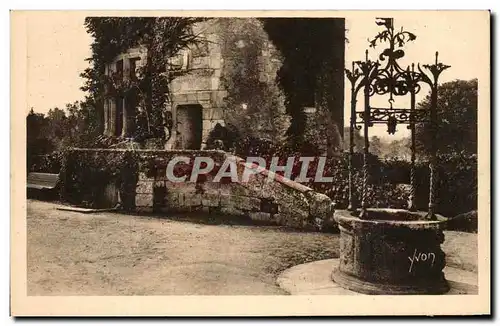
[28,152,64,173]
[60,149,139,209]
[227,136,477,217]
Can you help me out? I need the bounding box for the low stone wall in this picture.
[63,148,335,232]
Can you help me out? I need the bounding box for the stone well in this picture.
[332,209,450,295]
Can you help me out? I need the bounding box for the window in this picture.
[129,57,140,80]
[116,60,124,78]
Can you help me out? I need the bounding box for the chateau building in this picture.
[102,18,345,151]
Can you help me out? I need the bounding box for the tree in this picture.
[384,137,411,161]
[416,79,477,157]
[27,109,53,169]
[342,126,363,152]
[369,136,383,157]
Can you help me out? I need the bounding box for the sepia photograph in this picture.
[10,10,490,316]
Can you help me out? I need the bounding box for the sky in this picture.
[26,11,488,140]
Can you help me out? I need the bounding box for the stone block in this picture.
[233,195,260,211]
[135,193,153,207]
[210,56,222,69]
[248,211,272,222]
[173,94,188,103]
[203,182,219,195]
[219,184,232,196]
[166,181,197,194]
[230,184,252,197]
[187,93,198,103]
[171,81,182,93]
[202,120,213,132]
[211,108,224,120]
[184,194,202,207]
[136,180,153,194]
[165,192,181,209]
[136,206,153,213]
[305,191,335,230]
[202,193,220,207]
[210,76,220,90]
[202,108,214,120]
[220,206,246,216]
[219,194,232,207]
[197,91,211,101]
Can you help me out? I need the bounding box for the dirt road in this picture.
[27,200,340,295]
[27,200,477,295]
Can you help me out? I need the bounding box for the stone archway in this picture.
[175,104,203,150]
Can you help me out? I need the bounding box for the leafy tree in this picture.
[342,126,364,152]
[369,136,383,157]
[384,137,411,161]
[416,79,477,157]
[27,109,53,169]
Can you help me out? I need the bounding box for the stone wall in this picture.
[166,20,227,149]
[133,150,334,231]
[63,148,335,232]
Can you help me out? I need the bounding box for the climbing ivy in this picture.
[81,17,206,143]
[215,18,290,144]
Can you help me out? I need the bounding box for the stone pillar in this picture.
[109,98,116,136]
[103,99,109,136]
[121,97,128,137]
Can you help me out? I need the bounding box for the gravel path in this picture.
[27,200,339,295]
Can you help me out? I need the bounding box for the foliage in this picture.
[27,109,54,171]
[215,18,290,144]
[416,79,478,157]
[341,126,412,161]
[81,17,205,142]
[213,130,477,217]
[384,137,411,161]
[369,136,383,157]
[261,18,345,147]
[26,102,102,171]
[61,149,139,209]
[342,126,363,152]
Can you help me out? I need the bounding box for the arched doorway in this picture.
[175,104,203,150]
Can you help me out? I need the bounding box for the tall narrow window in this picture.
[116,60,124,79]
[129,57,140,80]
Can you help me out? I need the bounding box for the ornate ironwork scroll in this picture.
[345,18,450,220]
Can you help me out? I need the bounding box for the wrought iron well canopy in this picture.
[346,17,450,219]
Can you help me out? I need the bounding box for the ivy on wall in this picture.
[215,18,290,144]
[81,17,206,143]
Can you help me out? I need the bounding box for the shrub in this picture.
[28,152,64,173]
[60,149,139,209]
[230,138,477,217]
